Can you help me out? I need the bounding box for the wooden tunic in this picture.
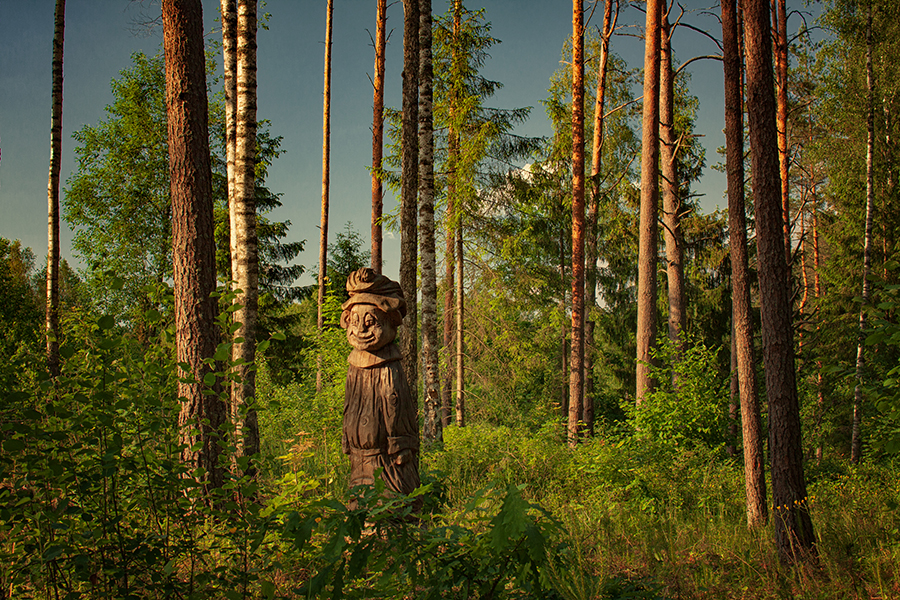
[342,343,420,496]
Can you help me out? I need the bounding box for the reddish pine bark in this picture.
[316,0,334,394]
[568,0,586,448]
[743,0,815,562]
[162,0,225,494]
[371,0,387,272]
[636,0,662,405]
[723,0,767,528]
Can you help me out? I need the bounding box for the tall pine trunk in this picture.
[774,0,791,262]
[371,0,387,272]
[852,4,875,465]
[316,0,334,394]
[162,0,225,495]
[400,0,420,401]
[585,0,617,436]
[568,0,586,447]
[231,0,259,468]
[419,0,442,445]
[723,0,767,528]
[743,0,815,562]
[660,5,685,351]
[45,0,65,379]
[636,0,662,405]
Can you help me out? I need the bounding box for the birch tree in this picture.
[231,0,259,467]
[45,0,65,378]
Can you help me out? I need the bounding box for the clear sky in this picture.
[1,1,737,286]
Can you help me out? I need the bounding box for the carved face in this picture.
[343,303,397,352]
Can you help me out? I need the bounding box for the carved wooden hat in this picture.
[341,267,407,318]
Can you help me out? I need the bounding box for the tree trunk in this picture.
[45,0,65,379]
[660,5,686,352]
[568,0,586,448]
[636,0,662,405]
[230,0,259,469]
[371,0,387,272]
[743,0,815,561]
[723,0,767,529]
[455,224,465,427]
[814,192,824,464]
[419,0,442,445]
[400,0,420,401]
[441,203,455,428]
[852,4,875,465]
[221,0,237,273]
[584,0,617,437]
[162,0,225,495]
[316,0,334,395]
[774,0,791,262]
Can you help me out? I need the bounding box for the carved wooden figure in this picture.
[340,268,420,501]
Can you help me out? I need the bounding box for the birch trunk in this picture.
[231,0,259,466]
[46,0,65,378]
[852,4,875,465]
[221,0,237,269]
[455,224,465,427]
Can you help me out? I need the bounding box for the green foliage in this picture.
[0,238,43,391]
[282,480,562,599]
[625,334,729,449]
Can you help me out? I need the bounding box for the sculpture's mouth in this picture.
[350,331,377,348]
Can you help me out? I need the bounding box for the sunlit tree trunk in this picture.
[231,0,259,467]
[773,0,791,262]
[162,0,225,495]
[221,0,237,269]
[724,0,767,528]
[441,202,456,427]
[455,224,465,427]
[660,4,685,352]
[743,0,815,561]
[46,0,65,378]
[419,0,442,445]
[371,0,387,272]
[814,192,824,463]
[316,0,334,394]
[585,0,617,436]
[400,0,420,400]
[569,0,586,448]
[852,4,875,465]
[636,0,662,405]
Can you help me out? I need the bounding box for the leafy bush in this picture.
[625,334,728,449]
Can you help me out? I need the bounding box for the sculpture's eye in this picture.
[364,313,377,329]
[351,313,360,327]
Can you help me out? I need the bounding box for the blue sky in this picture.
[1,1,741,285]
